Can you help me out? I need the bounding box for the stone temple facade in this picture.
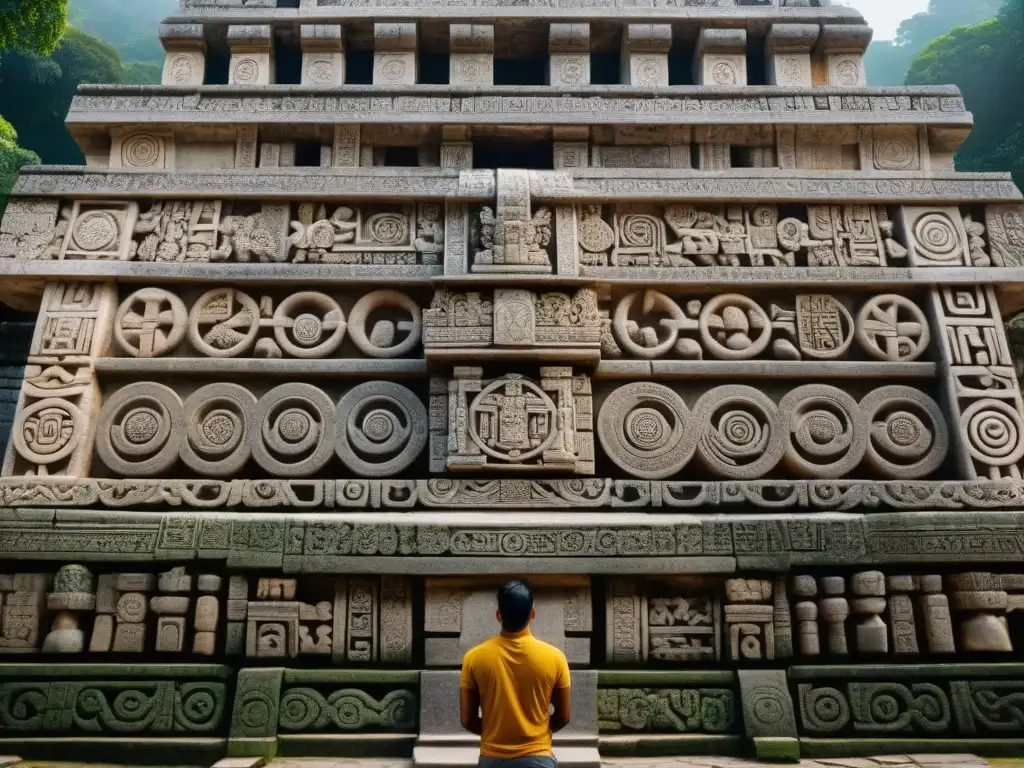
[2,0,1024,764]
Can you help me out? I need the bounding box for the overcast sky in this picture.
[838,0,930,40]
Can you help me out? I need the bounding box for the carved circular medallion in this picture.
[557,59,585,85]
[913,213,962,263]
[856,295,930,362]
[122,133,162,168]
[860,386,948,478]
[874,137,916,171]
[801,687,851,732]
[180,383,257,476]
[168,55,196,84]
[699,294,771,360]
[115,288,188,358]
[232,58,260,84]
[273,292,347,359]
[635,57,664,85]
[335,382,427,476]
[578,208,615,254]
[380,58,408,82]
[14,398,84,466]
[96,383,183,477]
[834,59,861,86]
[306,59,334,84]
[712,60,738,85]
[249,383,336,477]
[456,58,486,82]
[365,212,409,246]
[72,210,119,252]
[612,290,690,359]
[779,385,867,478]
[691,385,784,479]
[961,398,1024,469]
[597,382,694,480]
[348,290,421,359]
[468,377,558,463]
[188,288,261,358]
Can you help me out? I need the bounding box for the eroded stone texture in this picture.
[0,0,1023,764]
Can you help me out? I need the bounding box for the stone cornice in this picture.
[2,260,1024,289]
[12,168,1020,205]
[3,477,1023,512]
[4,505,1024,570]
[167,2,866,26]
[65,85,970,128]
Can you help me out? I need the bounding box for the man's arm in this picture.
[550,685,571,733]
[460,686,482,735]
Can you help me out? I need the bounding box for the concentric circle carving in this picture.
[913,213,962,263]
[802,687,851,732]
[456,58,485,82]
[96,383,183,477]
[691,385,784,479]
[73,210,119,252]
[557,59,585,84]
[335,382,427,477]
[14,399,84,466]
[232,58,260,84]
[249,384,336,477]
[188,288,260,358]
[180,383,257,476]
[700,294,771,360]
[115,288,187,358]
[469,378,558,463]
[122,134,161,168]
[874,137,916,171]
[380,58,407,81]
[597,382,693,480]
[348,290,421,359]
[860,386,948,478]
[856,295,930,362]
[779,385,866,478]
[273,292,347,359]
[365,213,408,246]
[961,398,1024,469]
[306,59,334,84]
[635,57,663,85]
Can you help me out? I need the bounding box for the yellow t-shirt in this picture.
[460,628,571,759]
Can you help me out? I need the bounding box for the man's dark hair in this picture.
[497,580,534,632]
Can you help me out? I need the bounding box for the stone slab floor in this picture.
[4,757,1013,768]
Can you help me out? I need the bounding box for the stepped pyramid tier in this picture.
[2,0,1024,763]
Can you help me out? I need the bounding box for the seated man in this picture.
[460,580,572,768]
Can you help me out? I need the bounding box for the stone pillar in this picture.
[301,24,345,86]
[695,28,747,86]
[918,574,955,653]
[228,25,274,86]
[374,23,417,85]
[792,575,819,656]
[621,24,671,86]
[886,575,919,654]
[766,23,818,86]
[332,125,361,168]
[42,564,94,653]
[818,576,849,655]
[817,24,871,87]
[548,23,590,86]
[850,570,887,653]
[450,24,493,86]
[3,280,118,478]
[159,23,205,87]
[948,572,1013,652]
[553,126,589,171]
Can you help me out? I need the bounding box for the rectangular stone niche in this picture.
[424,575,592,665]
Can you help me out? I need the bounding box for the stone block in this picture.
[229,667,284,758]
[738,669,798,740]
[414,669,598,768]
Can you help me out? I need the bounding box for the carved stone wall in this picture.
[1,0,1024,765]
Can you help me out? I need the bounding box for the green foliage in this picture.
[0,116,41,215]
[905,0,1024,188]
[0,0,69,56]
[865,0,1002,86]
[0,27,125,164]
[69,0,176,84]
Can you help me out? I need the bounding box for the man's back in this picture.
[460,628,571,759]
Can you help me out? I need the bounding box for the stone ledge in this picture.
[65,85,970,127]
[2,507,1024,569]
[163,3,867,25]
[3,478,1024,512]
[12,168,1020,204]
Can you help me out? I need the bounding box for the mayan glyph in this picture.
[1,0,1024,764]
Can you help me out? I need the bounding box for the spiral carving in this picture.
[335,382,427,477]
[97,383,183,477]
[691,386,784,479]
[249,384,336,477]
[619,214,660,247]
[180,383,256,476]
[860,386,948,479]
[174,683,225,731]
[597,382,694,480]
[799,685,851,733]
[121,133,162,168]
[913,213,963,264]
[14,399,83,466]
[365,212,409,246]
[232,58,260,84]
[779,385,867,479]
[278,687,416,732]
[961,398,1024,468]
[873,137,917,171]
